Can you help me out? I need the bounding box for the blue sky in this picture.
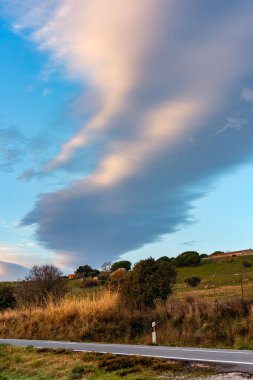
[1,1,253,280]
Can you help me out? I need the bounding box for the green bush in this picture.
[184,276,201,288]
[173,251,201,267]
[120,257,176,308]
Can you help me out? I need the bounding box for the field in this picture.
[66,255,253,301]
[0,344,215,380]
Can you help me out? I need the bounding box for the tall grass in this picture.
[1,291,253,349]
[0,291,118,341]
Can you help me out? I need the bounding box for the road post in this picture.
[152,321,156,344]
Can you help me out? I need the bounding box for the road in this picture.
[0,339,253,373]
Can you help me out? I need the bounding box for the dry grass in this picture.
[173,282,253,300]
[0,291,118,341]
[1,290,253,349]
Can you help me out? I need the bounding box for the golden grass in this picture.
[1,289,253,349]
[0,291,118,341]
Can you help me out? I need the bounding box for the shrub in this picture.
[120,257,176,308]
[75,265,100,278]
[173,251,201,267]
[0,285,16,311]
[184,276,201,288]
[243,260,252,268]
[82,279,99,288]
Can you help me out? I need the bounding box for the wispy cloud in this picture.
[4,1,253,266]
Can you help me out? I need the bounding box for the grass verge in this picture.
[0,344,215,379]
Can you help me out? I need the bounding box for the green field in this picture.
[175,255,253,290]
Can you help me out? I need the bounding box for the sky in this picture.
[1,0,253,280]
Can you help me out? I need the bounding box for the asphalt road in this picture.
[0,339,253,373]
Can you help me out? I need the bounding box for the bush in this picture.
[184,276,201,288]
[0,284,16,311]
[75,265,100,278]
[243,261,252,268]
[173,251,201,267]
[120,257,176,308]
[82,279,99,288]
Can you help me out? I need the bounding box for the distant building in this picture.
[68,274,76,279]
[209,249,253,259]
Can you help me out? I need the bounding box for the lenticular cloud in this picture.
[6,0,253,266]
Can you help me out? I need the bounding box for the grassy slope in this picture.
[0,345,214,380]
[175,255,253,291]
[66,255,253,299]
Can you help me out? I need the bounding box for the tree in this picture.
[200,253,208,259]
[75,265,99,278]
[101,262,112,272]
[173,251,201,267]
[184,276,201,288]
[17,264,66,307]
[110,260,131,272]
[156,256,172,264]
[120,257,176,308]
[0,284,16,311]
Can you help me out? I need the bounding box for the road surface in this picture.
[0,339,253,373]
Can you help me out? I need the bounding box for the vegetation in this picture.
[110,260,131,272]
[0,284,16,311]
[173,251,201,267]
[0,344,215,379]
[1,291,253,349]
[75,265,100,278]
[121,258,176,308]
[184,276,201,288]
[16,265,66,307]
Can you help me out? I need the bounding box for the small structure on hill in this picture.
[209,249,253,259]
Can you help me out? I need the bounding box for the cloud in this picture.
[5,1,253,266]
[241,88,253,103]
[0,261,29,281]
[0,125,28,172]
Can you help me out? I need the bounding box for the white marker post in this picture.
[152,321,156,344]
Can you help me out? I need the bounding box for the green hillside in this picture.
[175,255,253,293]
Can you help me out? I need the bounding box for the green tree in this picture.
[120,257,176,308]
[173,251,200,267]
[156,256,172,264]
[0,284,16,311]
[75,265,99,278]
[110,260,131,272]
